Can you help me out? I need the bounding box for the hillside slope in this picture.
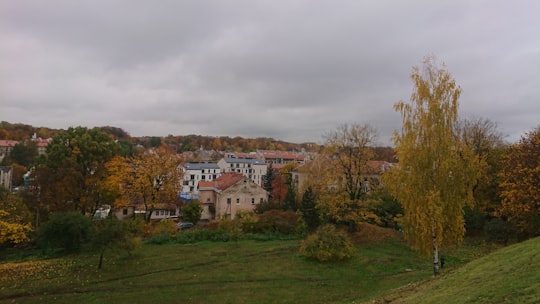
[368,237,540,303]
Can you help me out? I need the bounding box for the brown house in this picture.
[198,172,268,220]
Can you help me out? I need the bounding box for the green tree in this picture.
[182,200,203,224]
[9,141,38,167]
[383,57,480,276]
[264,162,275,199]
[498,126,540,239]
[92,217,139,269]
[36,212,93,252]
[33,127,120,215]
[300,186,320,232]
[283,183,297,211]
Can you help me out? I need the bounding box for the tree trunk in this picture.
[98,250,104,269]
[432,230,440,276]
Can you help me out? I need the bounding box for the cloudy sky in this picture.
[1,1,538,145]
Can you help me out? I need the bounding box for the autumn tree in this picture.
[106,146,182,222]
[456,117,506,231]
[32,127,120,216]
[0,188,32,246]
[383,57,480,276]
[498,126,540,239]
[321,123,378,231]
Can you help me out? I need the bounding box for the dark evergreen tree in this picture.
[283,184,297,211]
[264,162,275,199]
[300,186,320,232]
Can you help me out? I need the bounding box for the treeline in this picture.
[0,121,395,161]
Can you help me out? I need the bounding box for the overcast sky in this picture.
[1,1,538,145]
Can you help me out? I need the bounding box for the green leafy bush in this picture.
[300,224,355,262]
[36,212,93,252]
[182,200,203,224]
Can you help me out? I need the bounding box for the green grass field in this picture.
[2,234,531,304]
[366,236,540,303]
[1,238,433,304]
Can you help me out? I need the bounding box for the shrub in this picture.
[36,212,93,252]
[175,229,232,244]
[182,200,203,224]
[484,218,513,245]
[254,210,298,235]
[300,224,355,262]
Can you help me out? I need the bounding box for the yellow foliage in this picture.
[383,56,481,257]
[0,210,32,245]
[498,126,540,236]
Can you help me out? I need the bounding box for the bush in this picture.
[484,218,513,245]
[182,200,203,224]
[36,212,93,252]
[253,210,298,235]
[175,229,232,244]
[300,224,355,262]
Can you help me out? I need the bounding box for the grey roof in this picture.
[222,158,266,165]
[184,162,220,170]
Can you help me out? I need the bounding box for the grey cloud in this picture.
[1,0,538,145]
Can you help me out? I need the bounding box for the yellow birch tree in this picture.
[383,56,480,276]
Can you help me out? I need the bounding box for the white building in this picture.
[181,162,221,197]
[217,158,267,187]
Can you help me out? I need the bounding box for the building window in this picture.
[202,175,206,180]
[227,198,231,204]
[251,198,255,205]
[236,198,240,205]
[260,198,264,204]
[123,209,128,215]
[202,169,205,173]
[190,175,195,180]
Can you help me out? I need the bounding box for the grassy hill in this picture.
[366,236,540,303]
[1,228,524,304]
[1,236,430,304]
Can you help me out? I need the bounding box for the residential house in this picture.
[217,158,267,186]
[180,162,221,199]
[0,166,13,190]
[198,172,268,220]
[0,140,18,162]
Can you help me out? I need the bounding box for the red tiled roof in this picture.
[199,172,244,191]
[0,140,19,147]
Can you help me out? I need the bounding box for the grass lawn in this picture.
[367,236,540,303]
[0,238,437,304]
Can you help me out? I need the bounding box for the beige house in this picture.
[198,172,268,220]
[292,160,394,195]
[0,166,13,190]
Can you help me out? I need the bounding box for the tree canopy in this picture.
[383,57,480,275]
[498,126,540,238]
[31,127,120,215]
